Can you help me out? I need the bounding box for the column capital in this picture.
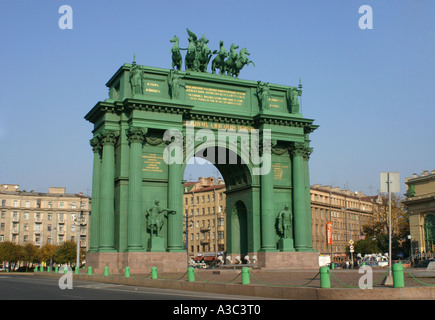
[100,130,119,146]
[126,127,147,144]
[289,142,312,160]
[90,136,102,153]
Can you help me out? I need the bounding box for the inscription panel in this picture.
[185,85,246,106]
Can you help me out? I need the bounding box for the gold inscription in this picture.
[185,85,246,106]
[142,153,164,173]
[273,163,288,180]
[183,120,255,132]
[144,81,161,94]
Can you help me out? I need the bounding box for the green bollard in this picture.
[125,267,130,278]
[330,263,335,270]
[75,267,79,275]
[104,266,109,276]
[47,266,51,272]
[392,262,405,288]
[320,266,331,289]
[241,267,250,285]
[187,267,195,282]
[40,266,44,272]
[151,266,158,279]
[88,266,93,275]
[55,266,59,273]
[35,266,39,272]
[64,266,68,274]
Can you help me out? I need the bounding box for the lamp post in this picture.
[408,235,413,266]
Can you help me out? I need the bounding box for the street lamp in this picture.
[408,235,414,266]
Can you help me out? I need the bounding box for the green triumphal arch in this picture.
[85,30,318,273]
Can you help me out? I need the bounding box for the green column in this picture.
[304,147,314,251]
[167,161,184,251]
[126,127,147,251]
[89,136,101,252]
[99,130,118,252]
[260,167,276,251]
[291,142,310,251]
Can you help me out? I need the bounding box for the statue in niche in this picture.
[286,87,302,113]
[276,205,293,239]
[168,69,186,100]
[256,81,271,110]
[145,200,175,237]
[129,59,143,95]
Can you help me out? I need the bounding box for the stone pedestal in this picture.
[148,237,165,252]
[256,251,319,270]
[86,252,187,274]
[278,238,295,251]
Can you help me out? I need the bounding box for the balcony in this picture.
[200,226,211,232]
[200,239,210,244]
[11,228,19,234]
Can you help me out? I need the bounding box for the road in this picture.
[0,274,270,301]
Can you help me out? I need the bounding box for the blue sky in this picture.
[0,0,434,196]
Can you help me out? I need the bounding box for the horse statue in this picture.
[185,29,197,71]
[231,48,255,77]
[211,41,228,74]
[169,35,182,70]
[223,43,239,75]
[198,36,213,72]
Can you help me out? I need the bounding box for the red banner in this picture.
[326,222,333,245]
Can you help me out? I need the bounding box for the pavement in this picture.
[32,266,435,300]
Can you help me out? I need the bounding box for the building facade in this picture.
[310,184,379,263]
[404,170,435,255]
[0,184,91,249]
[183,180,380,264]
[183,177,226,259]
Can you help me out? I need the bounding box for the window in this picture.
[24,212,29,220]
[48,202,53,209]
[13,200,18,207]
[1,211,4,219]
[71,202,76,209]
[1,200,5,207]
[24,224,29,231]
[25,201,30,208]
[59,202,64,209]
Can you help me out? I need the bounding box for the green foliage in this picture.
[54,240,77,265]
[0,241,21,263]
[22,243,39,264]
[37,244,57,264]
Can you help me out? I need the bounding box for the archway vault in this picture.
[85,63,319,272]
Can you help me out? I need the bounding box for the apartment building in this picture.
[0,184,91,249]
[310,184,379,263]
[183,177,226,259]
[404,170,435,254]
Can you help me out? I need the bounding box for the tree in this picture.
[0,241,21,271]
[362,192,410,258]
[22,243,39,270]
[54,241,77,265]
[353,238,380,256]
[37,244,58,265]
